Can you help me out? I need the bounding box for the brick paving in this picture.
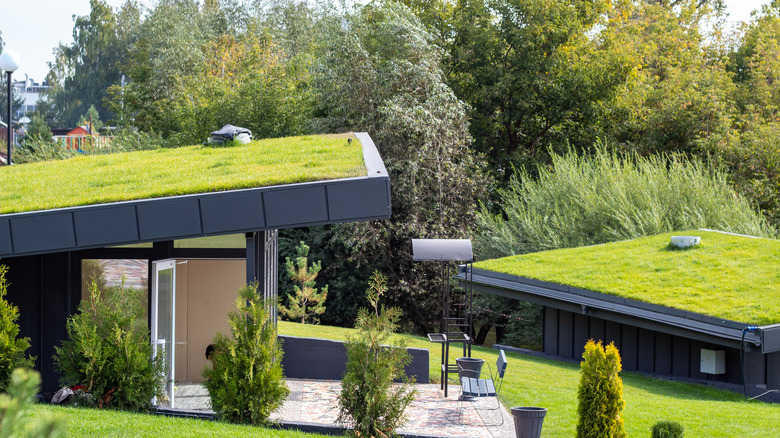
[174,379,515,437]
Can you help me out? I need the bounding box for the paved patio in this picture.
[173,379,515,437]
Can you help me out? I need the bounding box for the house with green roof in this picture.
[0,132,391,399]
[465,230,780,392]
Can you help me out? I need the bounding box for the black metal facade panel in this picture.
[200,191,265,233]
[672,336,690,377]
[328,179,390,221]
[655,332,672,375]
[137,198,202,240]
[0,218,10,255]
[622,325,638,371]
[11,212,75,254]
[263,186,328,228]
[544,307,558,356]
[768,352,780,389]
[558,310,574,359]
[74,206,139,247]
[637,328,655,373]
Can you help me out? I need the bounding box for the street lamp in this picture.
[0,50,21,165]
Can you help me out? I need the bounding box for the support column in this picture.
[246,230,278,323]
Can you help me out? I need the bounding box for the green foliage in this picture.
[576,340,626,438]
[0,264,34,392]
[0,369,66,438]
[476,148,773,260]
[77,105,104,133]
[54,279,164,411]
[202,282,288,425]
[652,420,685,438]
[337,271,417,437]
[280,241,328,324]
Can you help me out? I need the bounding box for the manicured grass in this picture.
[474,230,780,325]
[30,404,331,438]
[278,321,780,437]
[0,133,365,214]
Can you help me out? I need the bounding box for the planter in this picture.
[511,407,546,438]
[456,357,484,380]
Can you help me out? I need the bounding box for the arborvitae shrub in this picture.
[337,271,417,437]
[202,282,288,425]
[652,420,684,438]
[576,340,626,438]
[0,263,35,392]
[54,279,164,411]
[0,368,66,437]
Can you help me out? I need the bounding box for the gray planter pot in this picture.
[456,357,484,379]
[511,407,546,438]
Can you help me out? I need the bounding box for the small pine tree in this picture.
[652,420,684,438]
[0,263,34,392]
[279,241,328,324]
[576,340,626,438]
[337,271,417,437]
[202,282,289,425]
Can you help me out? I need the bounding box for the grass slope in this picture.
[30,404,331,438]
[474,230,780,325]
[0,133,365,214]
[278,321,780,437]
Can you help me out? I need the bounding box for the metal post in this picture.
[5,71,11,165]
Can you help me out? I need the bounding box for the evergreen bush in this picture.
[0,368,66,438]
[652,420,684,438]
[576,340,626,438]
[202,282,288,425]
[279,241,328,324]
[53,279,164,411]
[337,271,417,437]
[0,264,34,392]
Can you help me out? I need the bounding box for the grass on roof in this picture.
[474,230,780,325]
[0,133,365,214]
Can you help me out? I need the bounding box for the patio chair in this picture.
[458,349,508,426]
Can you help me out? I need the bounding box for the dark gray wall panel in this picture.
[11,213,75,254]
[622,325,638,371]
[655,332,672,375]
[0,218,11,255]
[279,335,429,383]
[744,350,766,385]
[689,340,707,380]
[605,320,622,350]
[672,336,690,377]
[767,352,780,389]
[590,317,605,344]
[637,328,655,373]
[74,206,138,247]
[328,179,389,220]
[558,310,574,359]
[574,313,589,359]
[544,307,558,356]
[264,186,327,227]
[200,191,264,233]
[137,199,201,240]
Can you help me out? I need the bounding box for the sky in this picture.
[0,0,775,83]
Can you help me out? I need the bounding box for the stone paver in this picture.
[173,380,514,437]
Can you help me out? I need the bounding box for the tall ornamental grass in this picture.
[477,149,775,259]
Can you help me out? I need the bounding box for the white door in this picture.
[151,259,176,407]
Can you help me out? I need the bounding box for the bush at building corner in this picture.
[337,271,417,437]
[53,279,164,411]
[576,339,626,438]
[0,263,35,392]
[652,420,685,438]
[202,282,288,425]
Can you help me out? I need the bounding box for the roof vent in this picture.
[670,235,701,249]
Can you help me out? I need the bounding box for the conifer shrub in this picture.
[576,340,626,438]
[202,282,288,425]
[0,263,35,392]
[279,241,328,324]
[337,271,417,437]
[53,279,164,411]
[652,420,684,438]
[0,368,66,437]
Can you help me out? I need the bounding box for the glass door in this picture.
[151,259,176,407]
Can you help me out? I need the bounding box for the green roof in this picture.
[474,230,780,325]
[0,133,365,215]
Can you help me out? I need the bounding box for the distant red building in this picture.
[52,126,110,151]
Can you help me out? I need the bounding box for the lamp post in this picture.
[0,50,21,166]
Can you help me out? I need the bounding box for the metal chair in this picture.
[458,349,508,425]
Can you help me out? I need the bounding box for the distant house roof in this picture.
[0,132,390,258]
[463,230,780,352]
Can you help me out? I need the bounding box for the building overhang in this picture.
[0,132,390,258]
[458,267,780,353]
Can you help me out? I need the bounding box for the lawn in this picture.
[474,230,780,325]
[0,133,365,214]
[29,404,331,438]
[278,321,780,437]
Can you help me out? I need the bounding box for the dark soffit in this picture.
[0,132,390,258]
